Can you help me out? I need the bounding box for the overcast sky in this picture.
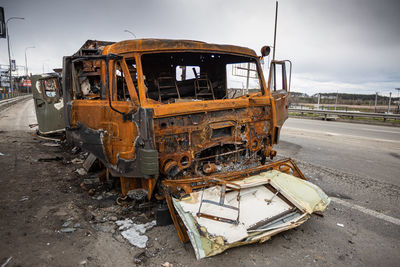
[1,0,399,95]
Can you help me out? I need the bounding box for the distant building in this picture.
[0,70,10,91]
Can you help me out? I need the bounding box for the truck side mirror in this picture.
[260,46,271,57]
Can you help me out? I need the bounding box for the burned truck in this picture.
[63,39,291,195]
[62,39,329,258]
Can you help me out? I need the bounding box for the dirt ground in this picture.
[1,98,399,267]
[0,129,191,267]
[0,130,337,267]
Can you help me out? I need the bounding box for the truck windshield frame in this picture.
[138,51,266,105]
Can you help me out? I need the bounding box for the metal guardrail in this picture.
[0,93,28,100]
[0,94,32,109]
[289,108,400,121]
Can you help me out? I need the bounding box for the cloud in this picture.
[1,0,399,95]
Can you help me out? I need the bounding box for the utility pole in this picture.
[25,46,35,93]
[387,92,392,113]
[6,17,25,96]
[272,1,278,61]
[374,92,378,113]
[272,1,278,91]
[396,88,400,113]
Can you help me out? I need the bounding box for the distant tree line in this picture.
[289,92,399,105]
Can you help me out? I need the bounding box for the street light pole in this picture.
[6,17,25,96]
[124,29,136,38]
[24,46,35,94]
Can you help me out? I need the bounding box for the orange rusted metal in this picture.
[164,191,190,242]
[63,39,290,199]
[162,158,305,195]
[120,177,157,200]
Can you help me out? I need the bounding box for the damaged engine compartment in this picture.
[155,107,273,181]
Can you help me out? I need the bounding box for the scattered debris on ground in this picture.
[42,142,61,147]
[19,196,29,201]
[38,156,63,162]
[71,158,84,164]
[1,256,12,267]
[116,219,156,248]
[75,168,87,176]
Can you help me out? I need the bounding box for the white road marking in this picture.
[282,127,400,144]
[284,127,344,136]
[360,128,400,134]
[330,197,400,226]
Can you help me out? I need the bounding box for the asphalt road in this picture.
[0,98,36,132]
[275,117,400,265]
[0,99,399,266]
[278,118,400,187]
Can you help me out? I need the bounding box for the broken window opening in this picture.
[176,65,199,81]
[227,62,261,98]
[125,58,139,98]
[269,61,288,92]
[72,59,104,100]
[141,52,263,104]
[113,61,130,101]
[40,77,61,100]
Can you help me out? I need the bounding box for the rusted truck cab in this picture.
[63,39,290,198]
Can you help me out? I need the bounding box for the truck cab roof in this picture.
[76,39,258,57]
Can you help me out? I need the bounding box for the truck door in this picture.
[105,58,140,167]
[65,56,142,179]
[32,74,65,134]
[269,60,292,143]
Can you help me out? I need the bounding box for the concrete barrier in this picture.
[0,94,32,110]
